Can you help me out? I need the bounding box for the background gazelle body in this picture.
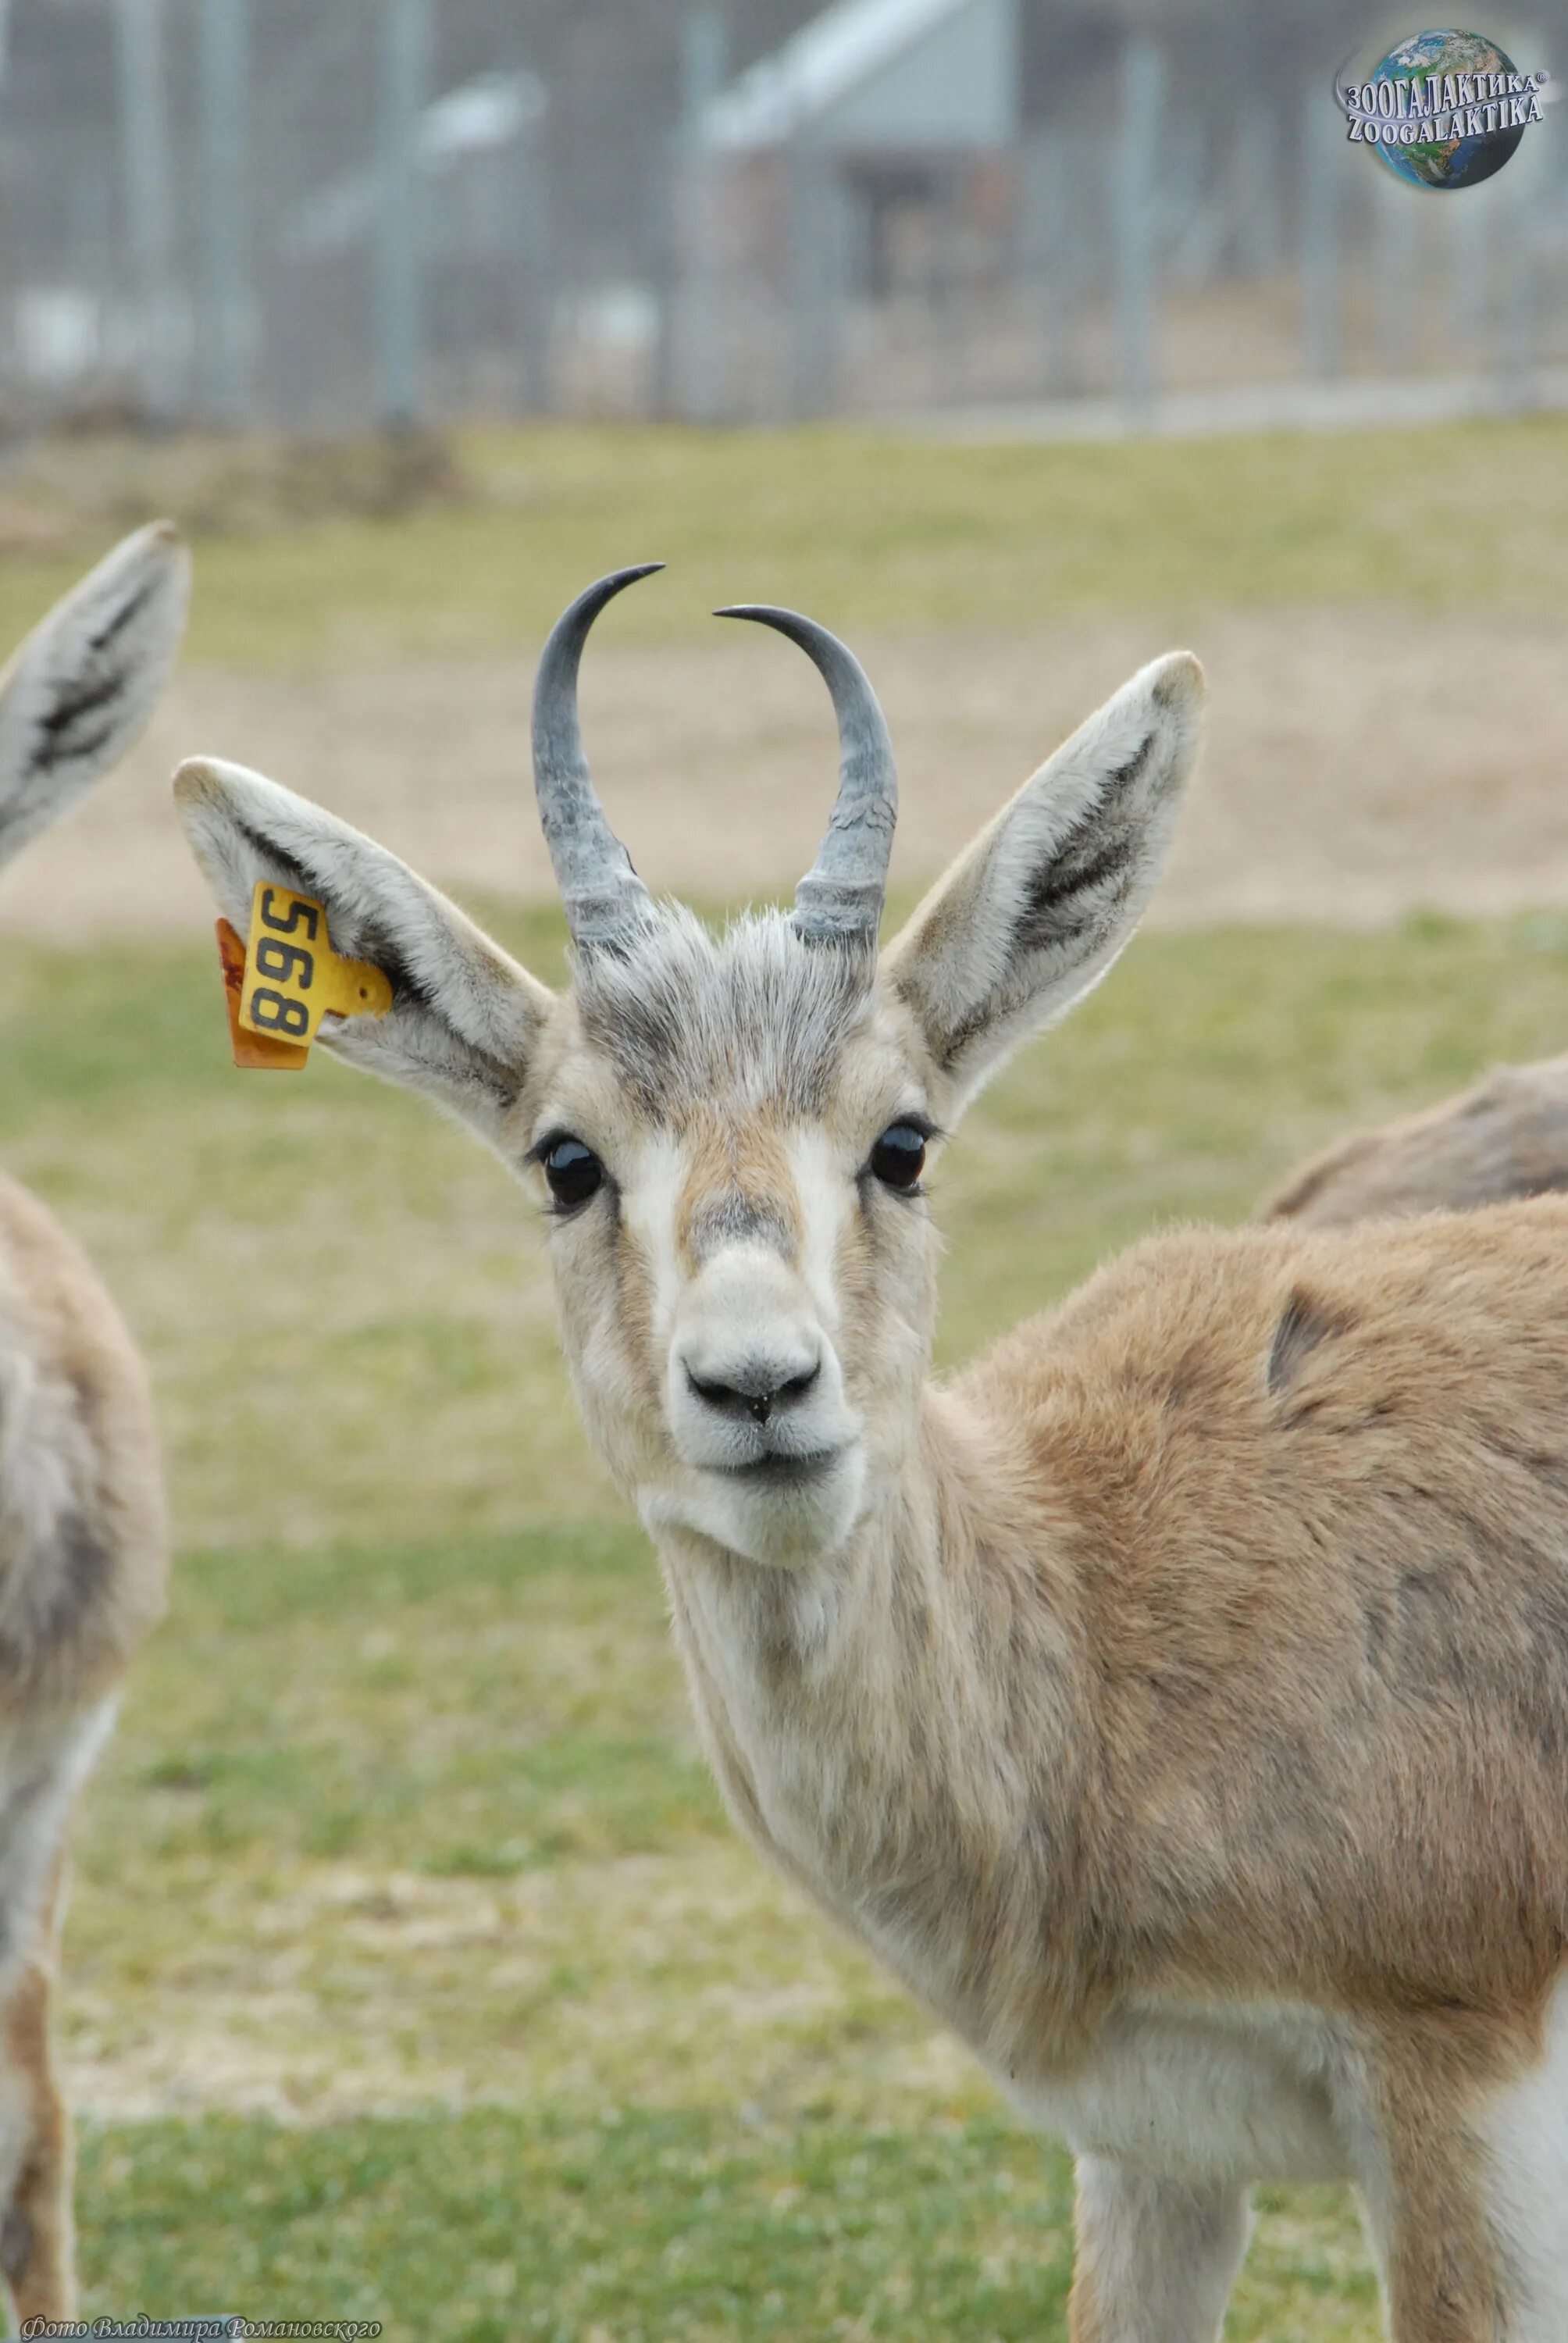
[1263,1053,1568,1229]
[179,566,1568,2341]
[0,527,183,2319]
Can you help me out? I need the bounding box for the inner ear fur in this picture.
[881,651,1204,1107]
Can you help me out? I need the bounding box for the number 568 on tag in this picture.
[237,883,392,1048]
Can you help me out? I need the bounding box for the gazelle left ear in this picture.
[0,522,190,878]
[881,651,1204,1110]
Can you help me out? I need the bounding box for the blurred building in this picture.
[682,0,1021,415]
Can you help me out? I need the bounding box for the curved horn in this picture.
[715,604,896,946]
[533,564,663,946]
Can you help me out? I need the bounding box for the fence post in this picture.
[1446,177,1489,351]
[788,128,835,419]
[1114,34,1162,425]
[1021,130,1079,397]
[672,6,727,422]
[1235,103,1281,276]
[198,0,249,426]
[516,109,552,412]
[115,0,179,424]
[376,0,429,433]
[1496,165,1534,411]
[1300,86,1341,380]
[1375,179,1417,366]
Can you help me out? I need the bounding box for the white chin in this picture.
[642,1447,867,1567]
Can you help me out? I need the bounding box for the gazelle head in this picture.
[0,523,191,890]
[174,569,1203,1568]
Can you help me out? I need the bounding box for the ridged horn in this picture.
[715,604,896,945]
[533,564,663,946]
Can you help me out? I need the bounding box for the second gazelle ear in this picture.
[881,652,1204,1111]
[0,521,190,879]
[173,758,554,1147]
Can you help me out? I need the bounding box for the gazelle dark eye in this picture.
[868,1122,928,1192]
[542,1136,604,1212]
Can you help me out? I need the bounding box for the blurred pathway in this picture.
[12,604,1568,938]
[889,365,1568,443]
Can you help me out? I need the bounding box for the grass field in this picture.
[5,412,1568,668]
[5,408,1568,2333]
[8,902,1568,2335]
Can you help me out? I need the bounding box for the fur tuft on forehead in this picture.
[573,904,876,1120]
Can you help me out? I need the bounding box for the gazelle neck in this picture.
[651,1382,1100,2074]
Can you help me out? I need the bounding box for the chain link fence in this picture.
[2,0,1566,437]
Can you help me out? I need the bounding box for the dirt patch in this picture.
[0,426,468,555]
[64,1846,921,2125]
[11,606,1568,941]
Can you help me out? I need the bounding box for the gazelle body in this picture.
[0,528,184,2319]
[177,568,1568,2340]
[1265,1054,1568,1229]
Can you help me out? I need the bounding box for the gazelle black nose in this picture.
[684,1358,821,1425]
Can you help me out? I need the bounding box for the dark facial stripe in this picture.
[688,1186,792,1261]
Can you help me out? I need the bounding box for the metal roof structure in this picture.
[703,0,1017,153]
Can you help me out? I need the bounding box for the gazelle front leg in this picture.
[0,1942,73,2324]
[1363,2172,1510,2343]
[1352,2050,1520,2343]
[1363,2213,1508,2343]
[1067,2156,1251,2343]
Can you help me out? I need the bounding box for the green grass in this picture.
[107,1522,718,1881]
[12,405,1560,2328]
[70,1505,1383,2335]
[78,2109,1377,2338]
[5,413,1568,667]
[5,908,1563,2329]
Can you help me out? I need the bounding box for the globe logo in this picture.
[1342,28,1548,189]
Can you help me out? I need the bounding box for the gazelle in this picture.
[0,526,184,2318]
[176,565,1568,2341]
[1264,1054,1568,1229]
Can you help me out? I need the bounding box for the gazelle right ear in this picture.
[173,758,554,1147]
[881,652,1204,1111]
[0,522,190,878]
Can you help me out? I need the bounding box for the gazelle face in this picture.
[175,568,1204,1574]
[519,911,940,1565]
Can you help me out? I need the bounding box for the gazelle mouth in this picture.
[718,1449,845,1487]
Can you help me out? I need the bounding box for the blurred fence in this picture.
[2,0,1568,436]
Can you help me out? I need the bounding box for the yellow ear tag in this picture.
[230,882,393,1064]
[216,918,308,1069]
